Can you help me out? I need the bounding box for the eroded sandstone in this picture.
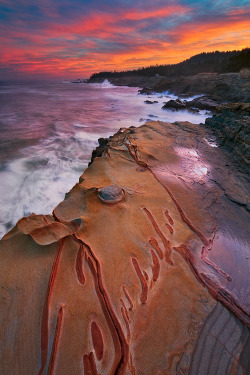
[0,120,249,375]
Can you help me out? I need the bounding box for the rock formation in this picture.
[205,103,250,173]
[162,99,186,110]
[106,69,250,104]
[162,96,220,112]
[0,120,249,375]
[154,70,250,103]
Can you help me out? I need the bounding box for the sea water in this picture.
[0,80,211,237]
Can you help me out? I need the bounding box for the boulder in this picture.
[187,96,219,110]
[162,99,186,110]
[144,100,158,104]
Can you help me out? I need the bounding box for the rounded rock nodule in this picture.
[98,185,124,204]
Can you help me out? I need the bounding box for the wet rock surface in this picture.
[162,99,186,110]
[0,120,249,375]
[187,95,219,110]
[162,96,219,111]
[98,185,124,203]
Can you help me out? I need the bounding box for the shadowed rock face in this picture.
[205,105,250,173]
[0,121,249,375]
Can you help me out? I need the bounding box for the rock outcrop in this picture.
[162,96,219,111]
[205,104,250,173]
[0,121,249,375]
[107,70,250,104]
[88,67,250,105]
[152,71,250,102]
[89,137,110,167]
[162,99,186,110]
[187,96,219,110]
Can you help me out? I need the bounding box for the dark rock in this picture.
[216,102,250,114]
[151,71,250,103]
[188,107,200,114]
[89,137,109,166]
[139,87,153,95]
[153,78,176,93]
[161,96,218,112]
[162,99,186,110]
[72,78,88,83]
[144,100,158,104]
[205,108,250,173]
[187,96,218,110]
[89,69,250,104]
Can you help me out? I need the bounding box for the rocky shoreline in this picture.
[0,117,249,374]
[90,69,250,174]
[0,70,249,374]
[89,69,250,102]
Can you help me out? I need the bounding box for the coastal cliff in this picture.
[90,69,250,104]
[0,119,249,374]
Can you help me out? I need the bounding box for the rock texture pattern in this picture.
[0,121,249,375]
[206,103,250,173]
[148,71,250,102]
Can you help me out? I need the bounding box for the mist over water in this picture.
[0,80,211,237]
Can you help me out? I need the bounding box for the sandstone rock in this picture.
[0,121,249,375]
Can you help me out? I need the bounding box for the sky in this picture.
[0,0,249,79]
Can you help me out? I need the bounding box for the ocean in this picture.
[0,79,211,238]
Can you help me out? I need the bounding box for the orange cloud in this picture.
[178,19,249,44]
[0,2,249,78]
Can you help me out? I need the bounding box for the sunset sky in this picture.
[0,0,249,79]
